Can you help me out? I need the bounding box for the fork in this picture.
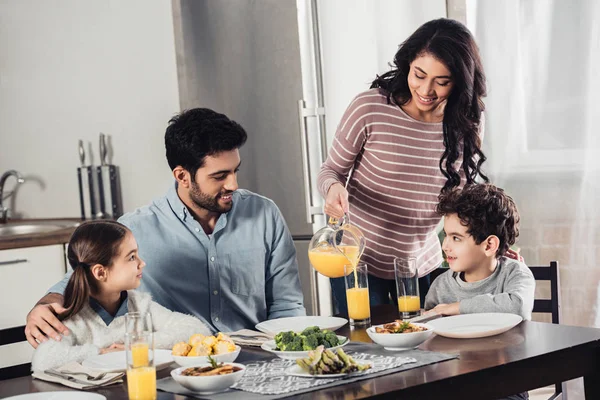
[47,369,109,381]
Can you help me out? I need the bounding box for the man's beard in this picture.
[189,180,234,213]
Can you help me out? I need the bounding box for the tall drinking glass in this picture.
[394,257,421,319]
[344,262,371,326]
[125,312,156,400]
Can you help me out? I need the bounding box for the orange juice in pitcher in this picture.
[308,215,365,278]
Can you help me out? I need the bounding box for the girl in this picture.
[318,18,521,315]
[31,220,211,372]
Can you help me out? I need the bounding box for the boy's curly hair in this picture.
[436,183,520,257]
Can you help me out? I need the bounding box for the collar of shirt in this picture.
[89,291,129,326]
[165,182,229,234]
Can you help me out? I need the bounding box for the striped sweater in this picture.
[318,88,483,280]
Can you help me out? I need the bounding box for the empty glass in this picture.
[394,257,421,319]
[125,312,156,400]
[344,262,371,326]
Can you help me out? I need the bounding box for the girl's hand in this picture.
[431,302,460,316]
[324,183,349,219]
[505,248,525,263]
[100,343,125,354]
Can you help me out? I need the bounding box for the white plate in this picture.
[427,313,523,339]
[255,316,348,335]
[82,349,173,372]
[171,363,246,394]
[260,336,349,360]
[284,363,371,379]
[4,393,106,400]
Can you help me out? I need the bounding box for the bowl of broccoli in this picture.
[260,326,349,360]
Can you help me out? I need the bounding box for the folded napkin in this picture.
[32,361,124,390]
[224,329,274,347]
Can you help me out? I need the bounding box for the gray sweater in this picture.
[424,257,535,320]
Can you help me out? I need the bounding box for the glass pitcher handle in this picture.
[327,213,349,228]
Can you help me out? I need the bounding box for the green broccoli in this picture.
[302,334,320,350]
[323,330,340,348]
[313,331,326,346]
[274,331,296,350]
[284,335,304,351]
[301,326,321,336]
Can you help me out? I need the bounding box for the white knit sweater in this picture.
[31,290,211,372]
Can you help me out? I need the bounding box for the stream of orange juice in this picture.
[308,245,360,278]
[127,366,156,400]
[131,343,149,368]
[398,295,421,312]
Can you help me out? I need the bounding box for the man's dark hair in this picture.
[436,183,520,257]
[165,108,248,177]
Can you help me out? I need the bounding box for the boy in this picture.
[424,183,535,320]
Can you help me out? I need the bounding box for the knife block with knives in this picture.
[96,133,123,220]
[76,134,123,220]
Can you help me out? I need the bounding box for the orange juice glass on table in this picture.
[394,257,421,319]
[344,262,371,326]
[125,312,156,400]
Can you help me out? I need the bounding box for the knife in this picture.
[76,140,96,220]
[96,133,123,219]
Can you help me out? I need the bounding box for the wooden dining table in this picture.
[1,304,600,399]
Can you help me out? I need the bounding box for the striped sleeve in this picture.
[317,94,370,197]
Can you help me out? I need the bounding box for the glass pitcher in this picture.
[308,214,366,278]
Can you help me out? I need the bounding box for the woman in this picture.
[318,18,494,315]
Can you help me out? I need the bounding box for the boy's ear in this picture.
[173,166,191,188]
[90,264,108,282]
[483,235,500,256]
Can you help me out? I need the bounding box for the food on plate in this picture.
[181,356,242,376]
[375,320,428,334]
[214,340,237,355]
[189,333,206,347]
[172,333,236,357]
[172,342,192,357]
[188,343,212,356]
[274,326,341,351]
[296,345,371,375]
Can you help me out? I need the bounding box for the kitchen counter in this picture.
[0,219,81,250]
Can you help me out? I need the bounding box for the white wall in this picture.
[317,0,447,146]
[0,0,180,218]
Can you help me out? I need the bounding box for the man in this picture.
[25,108,305,347]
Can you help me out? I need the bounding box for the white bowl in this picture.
[260,336,349,360]
[367,323,434,351]
[170,363,245,394]
[172,345,241,367]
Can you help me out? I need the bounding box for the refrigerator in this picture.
[172,0,447,316]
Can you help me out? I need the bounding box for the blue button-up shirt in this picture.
[89,291,129,326]
[49,184,306,332]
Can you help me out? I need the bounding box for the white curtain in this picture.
[468,1,600,397]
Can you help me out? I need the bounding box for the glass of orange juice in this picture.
[125,312,156,400]
[344,262,371,326]
[394,257,421,319]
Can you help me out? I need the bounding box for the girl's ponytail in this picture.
[61,263,92,320]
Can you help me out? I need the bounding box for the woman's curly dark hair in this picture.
[436,184,520,257]
[371,18,488,193]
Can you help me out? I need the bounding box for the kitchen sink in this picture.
[0,220,80,237]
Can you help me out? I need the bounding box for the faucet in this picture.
[0,170,25,223]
